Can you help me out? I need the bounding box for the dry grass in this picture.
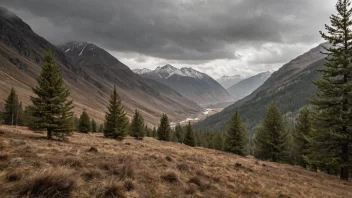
[0,125,351,198]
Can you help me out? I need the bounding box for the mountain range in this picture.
[195,43,327,132]
[133,65,235,105]
[216,75,246,89]
[0,7,203,126]
[226,71,272,100]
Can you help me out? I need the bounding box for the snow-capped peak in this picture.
[180,67,204,79]
[132,68,152,75]
[151,65,205,80]
[220,75,243,80]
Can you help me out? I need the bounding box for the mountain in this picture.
[216,75,246,89]
[195,43,327,132]
[132,68,152,75]
[227,71,272,100]
[135,64,235,105]
[0,7,202,126]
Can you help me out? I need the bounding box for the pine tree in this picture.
[78,111,91,133]
[184,121,196,147]
[292,107,312,168]
[224,111,247,156]
[152,127,157,138]
[311,0,352,180]
[157,114,171,141]
[31,50,74,139]
[3,87,20,126]
[130,109,144,140]
[254,103,289,163]
[91,119,97,133]
[104,86,129,140]
[98,123,104,133]
[175,124,184,143]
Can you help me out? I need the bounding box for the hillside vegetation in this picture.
[0,125,351,198]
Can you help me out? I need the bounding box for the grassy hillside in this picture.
[0,125,351,198]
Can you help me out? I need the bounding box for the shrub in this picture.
[161,170,180,183]
[123,179,135,191]
[185,184,197,195]
[6,168,24,182]
[0,153,9,161]
[88,146,98,153]
[100,182,126,198]
[188,176,202,186]
[17,168,75,198]
[59,156,83,168]
[165,155,173,162]
[81,169,101,181]
[177,162,189,171]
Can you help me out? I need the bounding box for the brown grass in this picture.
[16,168,75,198]
[0,125,351,198]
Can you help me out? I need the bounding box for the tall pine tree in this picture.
[104,86,129,140]
[254,103,289,163]
[78,110,91,133]
[157,114,171,141]
[130,109,144,140]
[91,119,97,133]
[184,121,196,147]
[175,124,184,143]
[224,111,247,156]
[311,0,352,180]
[3,87,20,126]
[292,107,312,168]
[31,50,73,139]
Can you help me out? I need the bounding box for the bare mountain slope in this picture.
[0,7,202,125]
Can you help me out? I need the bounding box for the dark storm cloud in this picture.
[2,0,334,62]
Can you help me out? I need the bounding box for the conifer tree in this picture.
[224,111,247,156]
[78,111,91,133]
[91,119,97,133]
[311,0,352,180]
[98,123,104,133]
[31,50,73,139]
[152,127,157,137]
[104,86,129,140]
[157,114,171,141]
[130,109,144,140]
[184,121,196,147]
[3,87,20,126]
[292,107,312,168]
[254,103,289,163]
[175,124,184,143]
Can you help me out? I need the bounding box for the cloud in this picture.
[2,0,336,77]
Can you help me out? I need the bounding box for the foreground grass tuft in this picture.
[17,168,75,198]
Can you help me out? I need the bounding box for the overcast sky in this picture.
[3,0,336,78]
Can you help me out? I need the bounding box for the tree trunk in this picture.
[47,128,52,140]
[340,144,349,180]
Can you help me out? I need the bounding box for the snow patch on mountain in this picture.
[132,68,152,74]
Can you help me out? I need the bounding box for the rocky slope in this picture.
[135,65,235,105]
[0,7,202,126]
[195,43,327,132]
[227,71,272,100]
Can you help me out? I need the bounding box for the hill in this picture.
[0,125,351,197]
[0,7,203,126]
[227,71,272,100]
[195,43,327,132]
[136,65,235,105]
